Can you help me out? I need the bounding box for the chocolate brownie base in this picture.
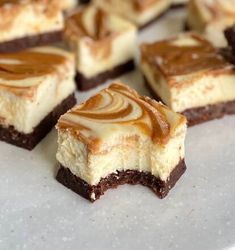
[144,77,235,126]
[171,3,185,8]
[0,30,62,53]
[0,93,76,150]
[56,159,186,202]
[224,26,235,52]
[80,0,90,4]
[75,60,135,91]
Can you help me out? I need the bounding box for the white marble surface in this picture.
[1,8,235,250]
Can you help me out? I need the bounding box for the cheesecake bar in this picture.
[0,0,64,53]
[0,47,76,150]
[64,5,137,90]
[140,33,235,126]
[56,82,187,202]
[186,0,235,47]
[93,0,171,28]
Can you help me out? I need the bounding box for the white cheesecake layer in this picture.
[66,6,137,78]
[56,83,186,194]
[94,0,171,26]
[59,0,77,10]
[0,1,64,43]
[76,25,136,78]
[142,61,235,112]
[56,124,186,187]
[0,47,76,134]
[187,0,235,47]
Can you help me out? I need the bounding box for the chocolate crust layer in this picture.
[171,3,186,8]
[75,60,135,91]
[0,30,62,53]
[56,159,186,202]
[0,93,76,150]
[144,77,235,126]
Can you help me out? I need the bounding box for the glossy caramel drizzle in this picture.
[141,34,228,77]
[58,83,171,144]
[67,7,111,40]
[0,51,65,82]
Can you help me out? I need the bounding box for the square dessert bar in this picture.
[186,0,235,47]
[64,5,137,90]
[0,0,64,53]
[93,0,171,28]
[56,82,187,202]
[0,47,76,150]
[140,33,235,126]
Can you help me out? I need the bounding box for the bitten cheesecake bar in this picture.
[0,47,76,150]
[64,5,136,90]
[56,83,187,202]
[0,0,64,53]
[93,0,171,28]
[186,0,235,47]
[141,33,235,126]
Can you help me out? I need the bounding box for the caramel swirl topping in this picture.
[141,34,229,77]
[0,48,67,97]
[57,83,176,145]
[66,6,111,40]
[132,0,160,11]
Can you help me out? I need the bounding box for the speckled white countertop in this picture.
[1,8,235,250]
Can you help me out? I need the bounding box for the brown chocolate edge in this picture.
[144,76,235,126]
[56,159,186,202]
[0,30,62,53]
[0,93,76,150]
[75,60,135,91]
[170,3,186,8]
[80,0,90,4]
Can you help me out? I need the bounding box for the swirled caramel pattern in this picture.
[141,33,228,77]
[133,0,161,11]
[57,83,185,146]
[0,47,68,97]
[66,6,111,40]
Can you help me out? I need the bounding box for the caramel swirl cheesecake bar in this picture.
[186,0,235,47]
[93,0,171,28]
[0,47,76,150]
[0,0,64,53]
[140,33,235,126]
[56,83,187,202]
[64,5,137,90]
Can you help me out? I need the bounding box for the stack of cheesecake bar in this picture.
[1,0,235,203]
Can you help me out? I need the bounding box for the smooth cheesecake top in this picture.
[141,33,229,77]
[0,47,74,98]
[57,82,186,149]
